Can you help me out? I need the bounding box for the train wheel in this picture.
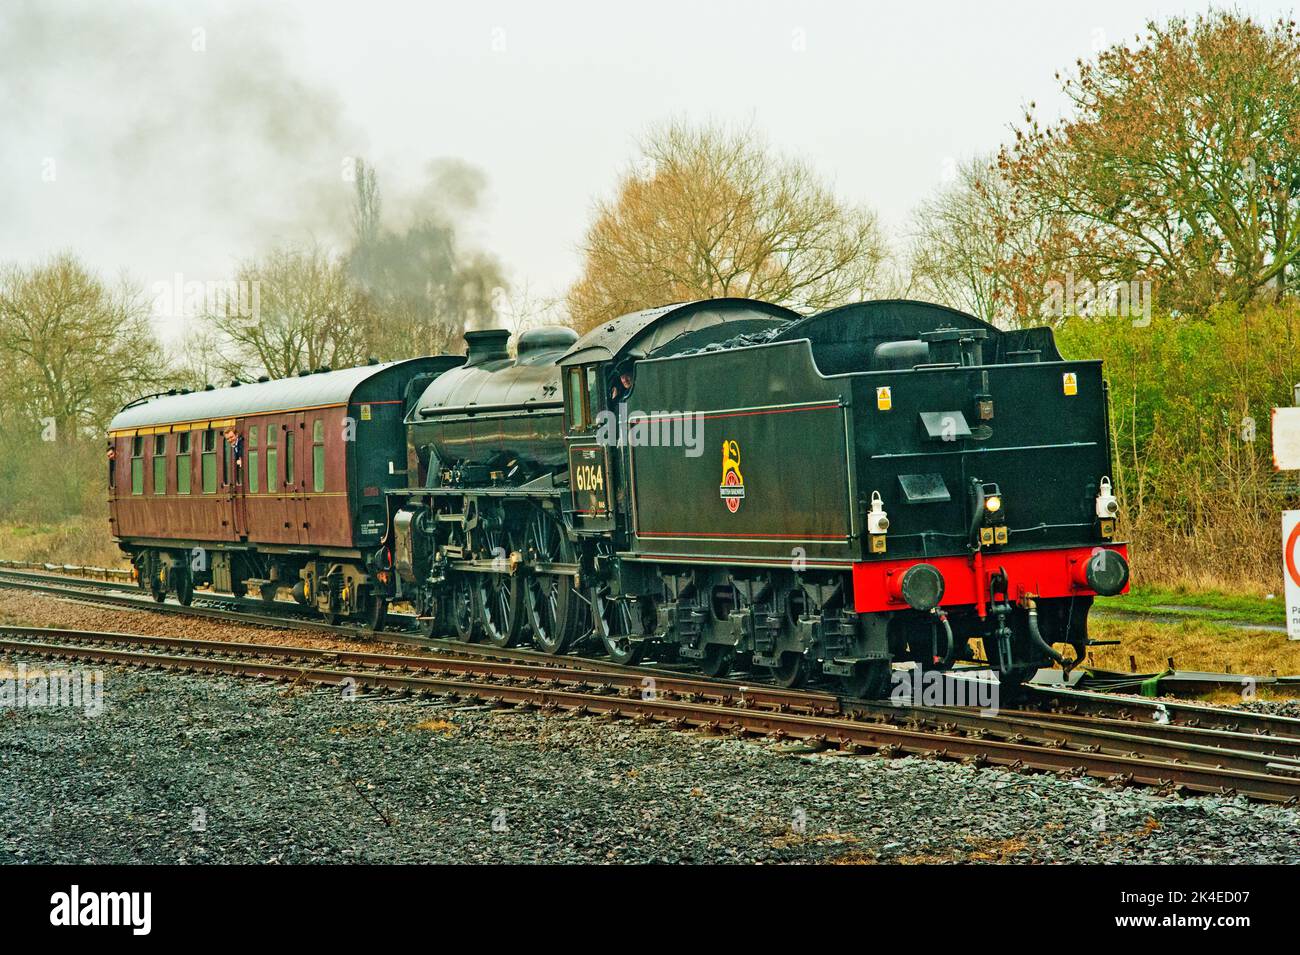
[451,576,481,642]
[174,569,194,607]
[146,554,167,603]
[259,582,279,604]
[592,587,645,665]
[699,644,734,678]
[528,574,579,654]
[478,572,522,648]
[769,652,809,688]
[839,660,892,699]
[524,508,579,654]
[364,595,388,633]
[323,589,342,625]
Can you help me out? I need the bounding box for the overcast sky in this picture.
[0,0,1291,338]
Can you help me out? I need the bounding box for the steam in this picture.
[0,2,359,288]
[0,0,504,339]
[348,157,506,341]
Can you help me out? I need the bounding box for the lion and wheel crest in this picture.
[720,439,745,513]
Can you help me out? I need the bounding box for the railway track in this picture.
[8,565,1300,714]
[1025,683,1300,740]
[0,566,746,680]
[4,621,1300,803]
[0,566,369,635]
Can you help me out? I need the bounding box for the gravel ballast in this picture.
[2,591,1299,864]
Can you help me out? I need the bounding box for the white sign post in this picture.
[1283,510,1300,640]
[1273,407,1300,469]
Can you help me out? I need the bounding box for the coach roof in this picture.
[108,359,436,435]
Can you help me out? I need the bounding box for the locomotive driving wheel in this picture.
[524,508,580,654]
[477,527,523,648]
[450,575,482,643]
[591,585,646,665]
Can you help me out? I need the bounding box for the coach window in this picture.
[177,431,192,494]
[201,429,217,493]
[285,428,297,487]
[130,436,144,495]
[224,431,234,486]
[248,426,260,493]
[266,427,279,493]
[312,419,326,492]
[152,434,168,495]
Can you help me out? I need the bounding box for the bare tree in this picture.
[567,121,889,332]
[173,322,229,391]
[350,158,381,248]
[497,279,570,346]
[907,157,1061,324]
[207,244,379,379]
[0,252,170,439]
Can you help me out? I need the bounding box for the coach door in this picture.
[263,416,301,545]
[286,413,309,544]
[219,420,248,540]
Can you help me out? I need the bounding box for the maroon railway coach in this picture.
[107,357,460,624]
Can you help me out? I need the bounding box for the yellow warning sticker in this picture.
[360,404,372,421]
[876,386,892,411]
[1062,373,1078,396]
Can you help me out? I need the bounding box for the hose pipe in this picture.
[1025,598,1081,675]
[935,609,958,668]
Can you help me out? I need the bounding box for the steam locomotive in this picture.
[108,298,1128,697]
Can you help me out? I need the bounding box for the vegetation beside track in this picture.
[1084,616,1300,682]
[1098,586,1285,627]
[0,518,126,570]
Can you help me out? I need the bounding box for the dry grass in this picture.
[1128,519,1281,597]
[0,517,126,569]
[1085,617,1300,677]
[412,718,458,736]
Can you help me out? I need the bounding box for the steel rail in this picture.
[844,703,1300,776]
[8,568,1300,772]
[4,630,1300,803]
[0,625,836,714]
[1027,683,1300,742]
[1002,707,1300,762]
